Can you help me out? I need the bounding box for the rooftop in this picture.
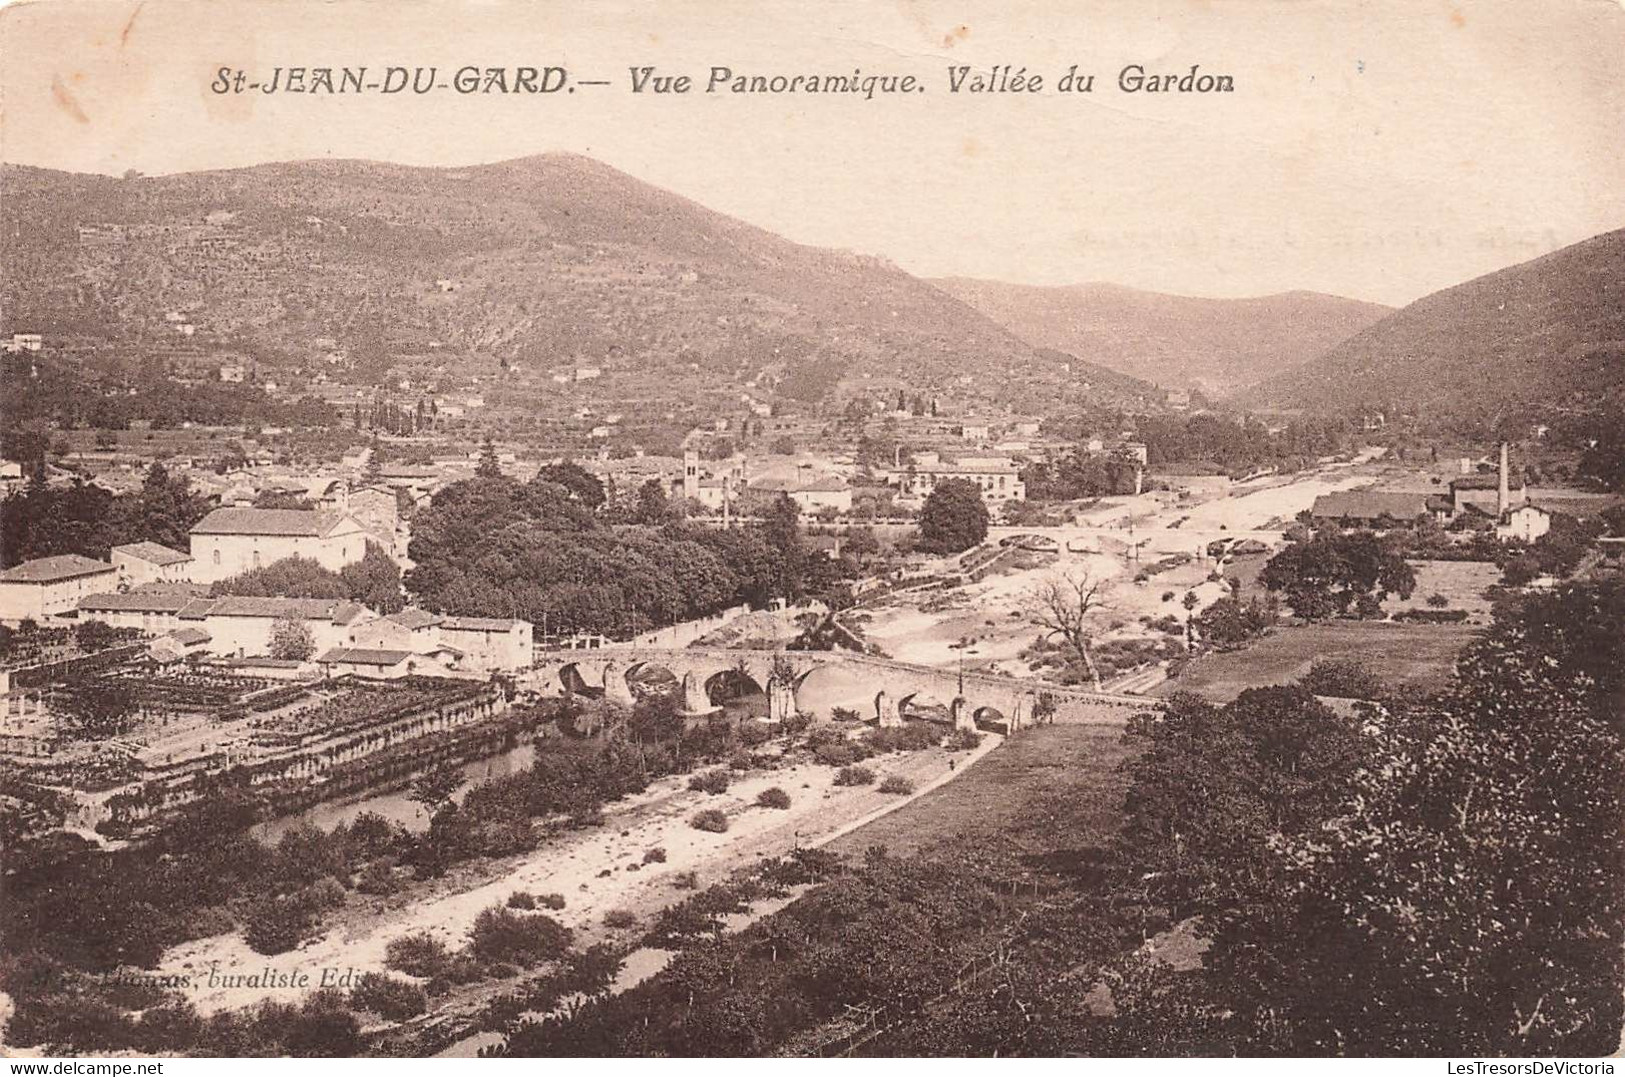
[1451,474,1526,491]
[80,591,194,613]
[202,596,372,623]
[1310,491,1433,521]
[442,615,523,633]
[0,555,116,584]
[316,647,414,666]
[388,608,443,631]
[190,507,348,537]
[111,541,193,567]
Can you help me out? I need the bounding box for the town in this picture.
[2,2,1623,1055]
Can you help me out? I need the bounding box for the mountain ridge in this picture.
[930,276,1392,395]
[1238,227,1625,420]
[0,154,1160,413]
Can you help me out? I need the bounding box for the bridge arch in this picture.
[558,662,603,697]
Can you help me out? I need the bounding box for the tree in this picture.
[212,556,347,600]
[268,617,315,661]
[633,478,670,524]
[1030,570,1107,688]
[917,479,989,553]
[409,760,466,818]
[73,619,118,653]
[1192,595,1274,650]
[533,461,606,509]
[476,435,502,479]
[339,542,404,613]
[1258,531,1415,621]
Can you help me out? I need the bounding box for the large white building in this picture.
[189,508,373,583]
[889,456,1026,504]
[0,555,118,624]
[78,592,375,658]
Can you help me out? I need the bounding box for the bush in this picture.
[813,742,863,768]
[691,809,730,833]
[687,770,731,795]
[384,932,451,979]
[944,728,983,751]
[1426,592,1451,608]
[243,898,309,956]
[834,766,875,787]
[303,876,348,911]
[642,847,667,864]
[1299,657,1386,699]
[354,861,399,896]
[672,871,700,890]
[1392,608,1470,623]
[830,706,862,723]
[602,909,638,930]
[506,891,537,910]
[349,973,427,1022]
[877,775,915,795]
[864,723,940,753]
[469,905,573,967]
[756,786,792,809]
[538,893,567,911]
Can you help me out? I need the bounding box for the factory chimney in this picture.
[1497,442,1510,517]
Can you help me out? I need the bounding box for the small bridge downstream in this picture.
[526,646,1155,731]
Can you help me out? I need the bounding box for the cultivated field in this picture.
[1158,621,1480,703]
[825,723,1137,861]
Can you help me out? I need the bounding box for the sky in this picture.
[2,0,1622,306]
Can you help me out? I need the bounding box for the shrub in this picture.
[813,742,862,768]
[349,973,427,1022]
[877,775,915,795]
[687,770,731,795]
[354,861,399,896]
[642,847,667,864]
[834,765,875,787]
[538,893,567,910]
[304,876,349,911]
[243,898,309,956]
[864,723,940,753]
[690,808,730,833]
[1426,592,1451,608]
[469,906,573,967]
[944,729,983,751]
[756,786,792,809]
[506,891,537,910]
[672,871,700,890]
[603,909,638,930]
[830,706,861,723]
[384,932,451,979]
[1392,608,1470,623]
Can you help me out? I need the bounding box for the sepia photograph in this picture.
[0,0,1622,1063]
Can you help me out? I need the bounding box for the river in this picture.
[252,740,539,844]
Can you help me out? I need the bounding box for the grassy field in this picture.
[826,724,1137,862]
[1387,560,1501,622]
[1159,620,1479,703]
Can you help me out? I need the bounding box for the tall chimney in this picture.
[1497,442,1510,517]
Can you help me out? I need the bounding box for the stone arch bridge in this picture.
[526,647,1155,732]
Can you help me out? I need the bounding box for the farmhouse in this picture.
[189,507,372,583]
[0,555,118,623]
